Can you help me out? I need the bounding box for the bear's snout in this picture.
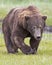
[34,28,41,40]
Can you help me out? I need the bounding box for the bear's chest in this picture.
[17,27,30,38]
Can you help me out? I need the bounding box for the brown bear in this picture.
[2,6,47,54]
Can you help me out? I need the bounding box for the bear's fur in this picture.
[2,6,47,54]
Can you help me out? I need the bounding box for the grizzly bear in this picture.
[2,6,47,54]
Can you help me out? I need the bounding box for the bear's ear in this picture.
[25,16,30,21]
[42,16,47,21]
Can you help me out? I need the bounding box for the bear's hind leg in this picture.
[4,33,15,53]
[3,27,18,53]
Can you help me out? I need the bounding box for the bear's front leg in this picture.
[30,37,40,54]
[11,35,34,54]
[20,44,35,54]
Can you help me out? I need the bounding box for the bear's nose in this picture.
[37,36,41,40]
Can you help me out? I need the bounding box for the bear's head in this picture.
[19,6,47,40]
[25,15,47,40]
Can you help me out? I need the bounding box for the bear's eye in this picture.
[32,26,36,30]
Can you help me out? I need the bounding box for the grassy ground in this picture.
[0,0,52,65]
[0,33,52,65]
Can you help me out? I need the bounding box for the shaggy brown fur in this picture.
[2,6,47,54]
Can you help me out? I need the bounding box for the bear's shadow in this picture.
[2,49,52,56]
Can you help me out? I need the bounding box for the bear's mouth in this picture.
[36,37,41,40]
[34,34,41,40]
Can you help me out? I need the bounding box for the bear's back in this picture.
[18,6,41,18]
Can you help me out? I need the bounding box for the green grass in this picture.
[0,0,52,65]
[0,33,52,65]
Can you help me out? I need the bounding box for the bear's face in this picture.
[25,15,47,40]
